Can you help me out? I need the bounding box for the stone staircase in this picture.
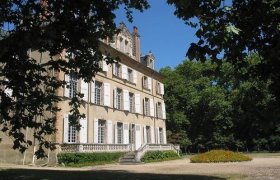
[119,151,142,165]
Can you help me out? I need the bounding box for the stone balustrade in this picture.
[60,144,132,153]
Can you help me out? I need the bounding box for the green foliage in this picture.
[0,1,149,157]
[57,152,125,167]
[167,0,280,104]
[161,55,280,152]
[190,150,252,163]
[141,150,179,163]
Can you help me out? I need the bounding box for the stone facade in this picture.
[0,23,167,164]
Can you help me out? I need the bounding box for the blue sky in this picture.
[115,1,198,71]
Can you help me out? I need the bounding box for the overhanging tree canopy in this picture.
[0,0,149,158]
[167,0,280,100]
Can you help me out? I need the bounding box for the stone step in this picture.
[122,155,135,159]
[119,152,139,165]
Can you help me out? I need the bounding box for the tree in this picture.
[161,55,280,152]
[167,0,280,102]
[161,61,234,152]
[0,0,149,158]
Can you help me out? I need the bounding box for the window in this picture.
[149,59,154,69]
[144,98,150,116]
[120,37,124,52]
[128,68,133,82]
[95,81,102,105]
[129,124,135,144]
[67,115,77,143]
[129,93,135,113]
[69,73,77,98]
[157,102,163,119]
[146,126,151,144]
[156,82,164,95]
[117,123,123,144]
[159,128,164,144]
[116,88,122,109]
[125,40,129,54]
[156,82,161,94]
[114,64,121,77]
[143,76,148,89]
[98,120,106,144]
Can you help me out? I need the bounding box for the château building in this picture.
[0,23,174,165]
[58,23,167,151]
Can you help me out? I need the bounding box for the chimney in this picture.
[132,26,140,62]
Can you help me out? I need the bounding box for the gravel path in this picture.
[93,157,280,179]
[1,156,280,179]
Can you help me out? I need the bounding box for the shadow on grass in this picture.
[0,168,225,180]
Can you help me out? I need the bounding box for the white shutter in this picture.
[150,98,154,117]
[122,65,128,80]
[135,124,141,150]
[102,56,108,71]
[64,74,70,97]
[162,102,166,119]
[114,123,118,144]
[160,83,164,95]
[156,127,160,144]
[148,77,152,90]
[135,94,141,113]
[123,123,129,144]
[80,79,89,102]
[133,70,137,84]
[112,63,116,76]
[143,126,147,144]
[151,126,155,144]
[94,119,98,143]
[107,120,113,144]
[63,114,69,143]
[163,127,167,144]
[90,80,95,103]
[113,88,117,108]
[123,89,129,111]
[80,118,87,143]
[103,83,111,106]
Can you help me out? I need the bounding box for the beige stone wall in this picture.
[0,38,167,164]
[0,130,57,165]
[56,43,167,145]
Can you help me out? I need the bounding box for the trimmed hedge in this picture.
[190,150,252,163]
[141,150,179,163]
[58,152,125,167]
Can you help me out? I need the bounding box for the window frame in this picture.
[157,102,163,119]
[116,88,122,110]
[143,76,148,89]
[95,81,103,105]
[117,122,123,144]
[127,68,133,83]
[144,98,150,116]
[129,92,135,113]
[98,119,106,144]
[69,73,77,98]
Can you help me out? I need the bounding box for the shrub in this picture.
[190,150,252,163]
[141,150,179,163]
[58,152,125,167]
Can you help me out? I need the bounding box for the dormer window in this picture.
[120,37,124,52]
[125,40,128,53]
[149,59,154,69]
